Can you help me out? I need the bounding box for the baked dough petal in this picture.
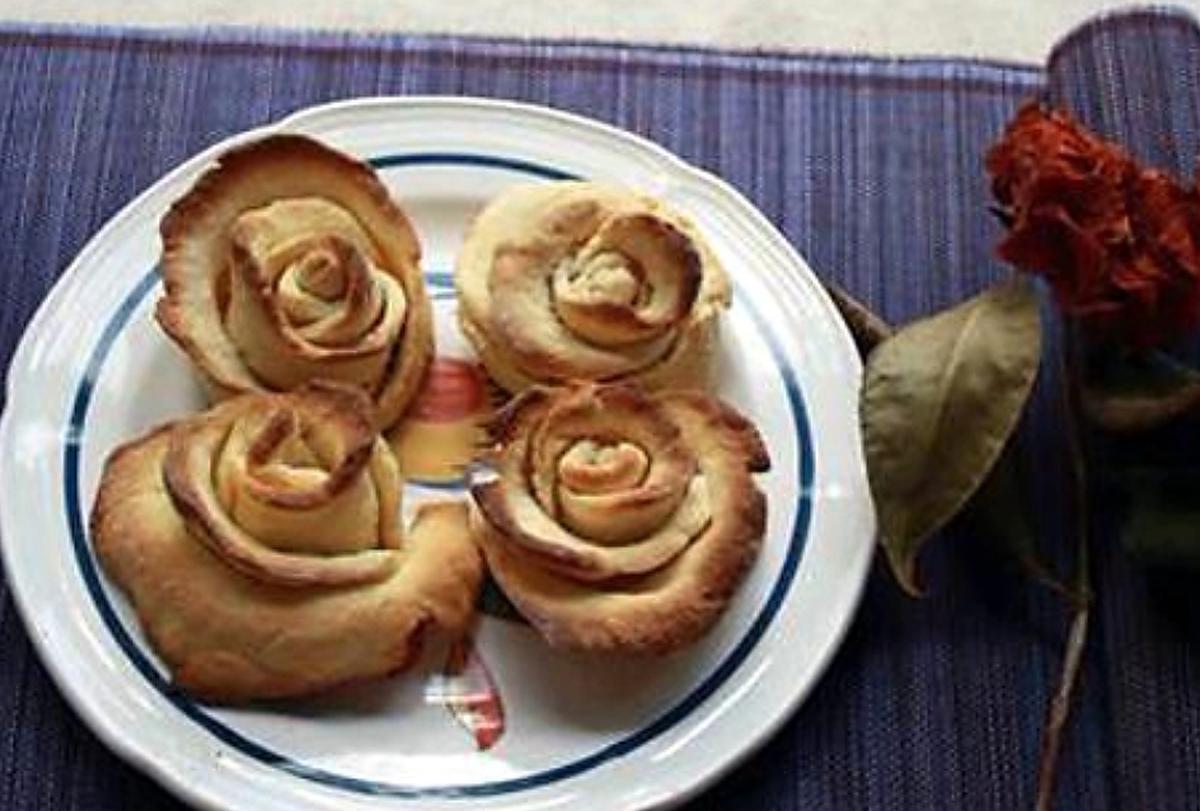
[91,383,483,703]
[455,182,731,393]
[156,135,433,430]
[470,383,769,654]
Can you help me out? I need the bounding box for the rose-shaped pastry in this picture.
[157,135,433,430]
[469,382,769,653]
[91,382,482,702]
[456,182,731,393]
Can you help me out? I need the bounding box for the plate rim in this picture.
[0,95,875,811]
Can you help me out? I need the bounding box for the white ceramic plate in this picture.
[0,97,874,811]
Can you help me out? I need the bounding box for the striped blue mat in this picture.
[1,8,1199,810]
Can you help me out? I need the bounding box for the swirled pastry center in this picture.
[213,405,390,556]
[223,198,409,393]
[165,383,403,588]
[557,439,649,493]
[455,182,733,392]
[548,214,702,350]
[475,385,713,580]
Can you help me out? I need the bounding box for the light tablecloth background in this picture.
[1,0,1198,61]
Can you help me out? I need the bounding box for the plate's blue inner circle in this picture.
[63,153,815,798]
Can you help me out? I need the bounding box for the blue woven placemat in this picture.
[1,8,1199,810]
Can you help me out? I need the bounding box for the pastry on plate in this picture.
[91,382,482,703]
[156,135,433,431]
[455,182,731,393]
[469,382,768,653]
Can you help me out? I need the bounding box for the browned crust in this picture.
[658,389,771,473]
[473,481,697,584]
[160,134,419,269]
[526,216,696,344]
[168,615,433,704]
[476,484,765,655]
[644,213,703,320]
[228,234,395,363]
[597,212,703,328]
[522,381,694,522]
[489,245,671,382]
[162,439,391,590]
[90,408,482,703]
[155,134,430,427]
[153,295,251,396]
[487,386,554,447]
[240,410,373,510]
[471,480,603,577]
[158,137,392,391]
[160,385,397,589]
[462,183,723,390]
[242,382,378,508]
[467,383,770,654]
[578,380,660,415]
[556,447,642,491]
[525,382,678,455]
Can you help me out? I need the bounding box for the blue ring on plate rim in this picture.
[62,152,815,798]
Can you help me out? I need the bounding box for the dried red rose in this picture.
[986,102,1200,348]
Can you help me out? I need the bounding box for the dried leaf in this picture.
[861,279,1042,595]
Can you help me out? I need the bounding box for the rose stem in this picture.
[1034,320,1093,811]
[828,281,1092,810]
[823,282,893,355]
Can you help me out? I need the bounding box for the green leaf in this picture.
[1081,349,1200,433]
[1119,467,1200,569]
[861,278,1042,595]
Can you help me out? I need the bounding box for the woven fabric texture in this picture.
[1,8,1198,810]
